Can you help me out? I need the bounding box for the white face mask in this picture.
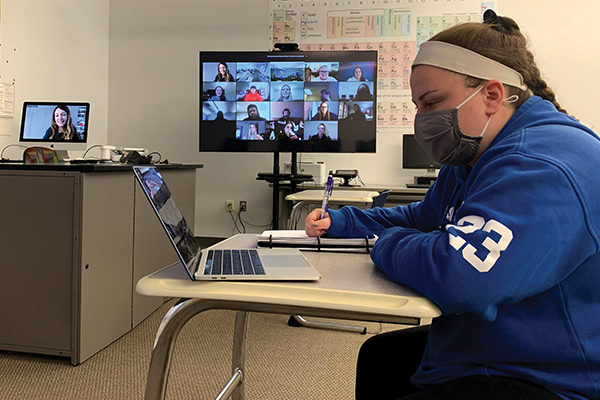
[414,86,518,166]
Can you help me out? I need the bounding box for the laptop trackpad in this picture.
[260,254,309,268]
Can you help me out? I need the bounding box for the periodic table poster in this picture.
[269,0,496,130]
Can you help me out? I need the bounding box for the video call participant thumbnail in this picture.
[342,102,373,121]
[310,64,339,82]
[303,82,338,102]
[236,62,270,82]
[309,101,338,121]
[238,103,269,121]
[236,121,265,140]
[214,62,236,82]
[269,101,302,137]
[202,101,236,121]
[338,81,375,101]
[202,62,236,82]
[269,62,305,81]
[306,121,337,141]
[270,82,303,102]
[236,82,270,102]
[338,61,375,82]
[202,82,235,101]
[277,120,302,140]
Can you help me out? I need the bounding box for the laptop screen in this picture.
[133,166,201,276]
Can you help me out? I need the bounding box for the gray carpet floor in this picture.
[0,300,415,399]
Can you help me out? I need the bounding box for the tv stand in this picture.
[257,152,313,229]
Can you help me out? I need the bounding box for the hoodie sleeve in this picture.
[369,155,597,320]
[326,180,446,238]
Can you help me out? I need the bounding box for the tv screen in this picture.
[199,51,377,153]
[402,134,441,170]
[19,102,90,145]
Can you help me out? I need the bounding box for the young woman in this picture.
[347,66,367,82]
[208,86,226,101]
[214,62,235,82]
[278,121,299,140]
[308,123,331,142]
[277,84,292,101]
[43,104,81,141]
[246,123,263,140]
[311,101,338,121]
[354,83,373,101]
[306,10,600,400]
[347,103,366,121]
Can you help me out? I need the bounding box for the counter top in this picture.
[0,162,203,172]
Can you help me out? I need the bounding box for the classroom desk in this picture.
[137,234,441,400]
[293,183,429,205]
[285,189,380,229]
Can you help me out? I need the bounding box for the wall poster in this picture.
[269,0,496,131]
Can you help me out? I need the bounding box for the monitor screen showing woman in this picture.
[19,102,90,151]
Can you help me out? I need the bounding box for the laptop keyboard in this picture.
[203,249,265,275]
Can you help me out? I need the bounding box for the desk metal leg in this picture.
[229,311,249,400]
[145,299,248,400]
[214,311,250,400]
[145,299,197,400]
[144,298,421,400]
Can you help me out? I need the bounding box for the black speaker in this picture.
[414,176,437,185]
[120,151,152,164]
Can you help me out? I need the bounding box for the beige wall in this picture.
[2,1,598,237]
[109,0,600,237]
[0,0,109,155]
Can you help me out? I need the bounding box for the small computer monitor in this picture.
[402,134,441,171]
[19,102,90,156]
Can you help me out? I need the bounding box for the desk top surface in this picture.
[136,234,441,319]
[286,189,380,202]
[0,162,203,172]
[295,182,428,194]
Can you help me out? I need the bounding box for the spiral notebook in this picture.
[258,230,377,253]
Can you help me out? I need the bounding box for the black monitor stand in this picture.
[256,152,313,229]
[406,168,438,188]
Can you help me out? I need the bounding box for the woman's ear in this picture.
[483,79,505,114]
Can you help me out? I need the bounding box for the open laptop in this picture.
[133,166,321,281]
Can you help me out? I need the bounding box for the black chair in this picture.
[370,189,391,208]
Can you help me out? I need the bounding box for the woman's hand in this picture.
[305,208,331,237]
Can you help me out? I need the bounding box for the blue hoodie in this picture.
[327,96,600,399]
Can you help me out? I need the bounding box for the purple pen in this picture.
[320,175,334,220]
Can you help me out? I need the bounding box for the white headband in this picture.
[412,41,527,91]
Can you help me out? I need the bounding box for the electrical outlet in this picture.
[226,200,234,212]
[239,200,247,212]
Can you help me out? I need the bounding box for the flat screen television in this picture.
[19,101,90,153]
[199,50,377,153]
[402,134,441,171]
